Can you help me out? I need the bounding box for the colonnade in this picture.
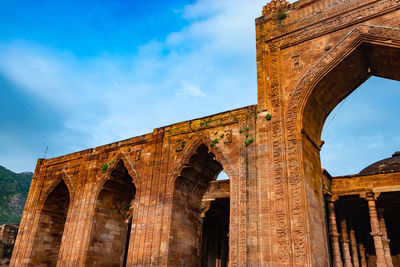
[326,192,399,267]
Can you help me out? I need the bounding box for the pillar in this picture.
[378,208,393,267]
[349,225,360,267]
[340,217,353,267]
[364,192,387,267]
[358,243,367,267]
[326,194,343,267]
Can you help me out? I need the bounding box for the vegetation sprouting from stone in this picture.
[244,138,254,147]
[101,163,109,173]
[278,12,287,20]
[210,138,219,147]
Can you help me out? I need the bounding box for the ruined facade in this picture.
[10,0,400,266]
[0,224,18,265]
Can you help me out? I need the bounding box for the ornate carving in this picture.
[268,44,292,263]
[175,140,183,152]
[285,24,400,266]
[270,0,400,48]
[134,148,142,161]
[224,129,232,143]
[292,54,303,70]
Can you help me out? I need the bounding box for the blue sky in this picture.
[0,0,399,176]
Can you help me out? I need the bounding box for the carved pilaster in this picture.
[326,194,343,267]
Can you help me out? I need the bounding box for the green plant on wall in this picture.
[101,163,109,173]
[180,140,186,148]
[278,12,287,20]
[200,119,211,127]
[244,138,254,147]
[265,113,272,121]
[210,138,219,147]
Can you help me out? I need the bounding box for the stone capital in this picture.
[325,193,339,202]
[370,231,383,237]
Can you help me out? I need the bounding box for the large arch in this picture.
[29,179,71,266]
[167,144,230,266]
[286,25,400,264]
[85,159,137,266]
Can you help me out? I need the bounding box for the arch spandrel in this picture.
[94,151,141,199]
[281,24,400,266]
[167,133,239,191]
[38,167,76,210]
[287,25,400,132]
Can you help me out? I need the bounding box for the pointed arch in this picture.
[168,133,238,191]
[287,24,400,135]
[85,152,138,266]
[167,134,236,266]
[38,168,75,211]
[284,24,400,264]
[94,151,140,199]
[30,178,71,265]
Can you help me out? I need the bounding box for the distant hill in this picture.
[0,166,32,225]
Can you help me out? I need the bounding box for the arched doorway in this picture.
[201,197,230,267]
[295,32,400,266]
[168,144,230,267]
[85,160,136,266]
[30,180,70,265]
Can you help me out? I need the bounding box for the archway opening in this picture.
[216,170,229,181]
[31,180,70,265]
[85,160,136,267]
[168,144,230,266]
[201,198,230,267]
[300,41,400,265]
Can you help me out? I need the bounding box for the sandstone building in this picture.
[10,0,400,266]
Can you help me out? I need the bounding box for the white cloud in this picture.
[0,0,265,171]
[178,82,206,98]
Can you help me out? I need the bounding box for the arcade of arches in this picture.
[10,0,400,266]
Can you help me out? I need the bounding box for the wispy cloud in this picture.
[0,0,264,172]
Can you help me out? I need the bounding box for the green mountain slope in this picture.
[0,166,32,224]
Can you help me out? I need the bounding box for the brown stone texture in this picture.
[10,0,400,266]
[0,224,18,265]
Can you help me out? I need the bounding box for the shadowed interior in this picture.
[85,160,136,267]
[30,180,70,266]
[168,144,227,266]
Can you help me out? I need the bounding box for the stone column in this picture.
[349,224,360,267]
[378,208,393,267]
[326,194,343,267]
[363,192,387,267]
[358,243,367,267]
[340,217,353,267]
